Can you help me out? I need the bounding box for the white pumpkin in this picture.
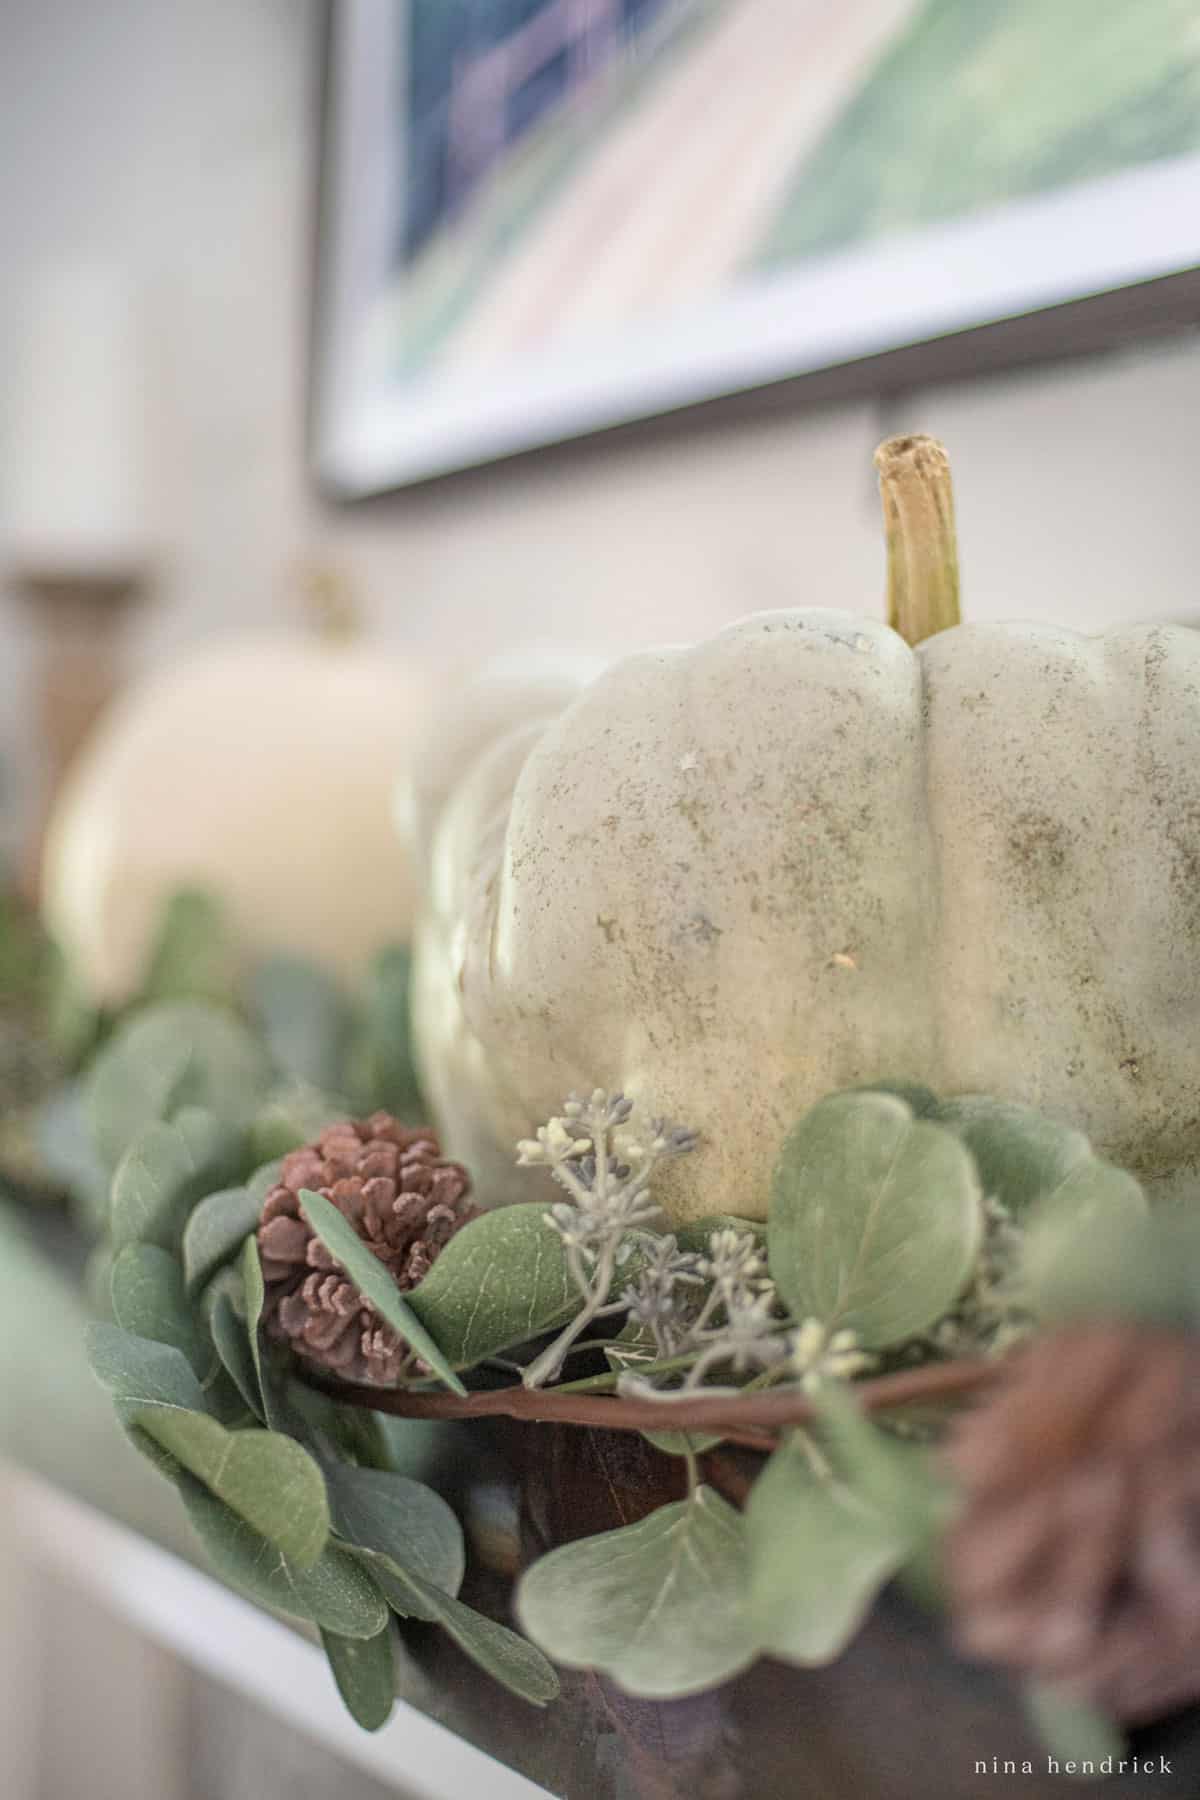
[42,634,429,1003]
[409,441,1200,1222]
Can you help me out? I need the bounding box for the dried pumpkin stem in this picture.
[874,434,962,645]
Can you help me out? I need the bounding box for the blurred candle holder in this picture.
[4,263,153,898]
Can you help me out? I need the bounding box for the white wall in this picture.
[1,0,1198,851]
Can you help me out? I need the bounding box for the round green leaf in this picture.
[516,1487,758,1699]
[768,1092,983,1347]
[184,1158,280,1295]
[132,1411,329,1569]
[110,1244,205,1372]
[404,1203,578,1369]
[110,1110,241,1253]
[323,1462,465,1597]
[745,1435,908,1665]
[85,1000,270,1169]
[180,1476,387,1637]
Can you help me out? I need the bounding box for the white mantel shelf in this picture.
[0,1463,558,1800]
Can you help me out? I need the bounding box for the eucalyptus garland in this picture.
[8,892,1180,1755]
[60,1017,1149,1744]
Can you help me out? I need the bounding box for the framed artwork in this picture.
[313,0,1200,495]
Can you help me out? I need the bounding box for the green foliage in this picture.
[238,1234,271,1419]
[110,1243,206,1372]
[248,954,353,1094]
[405,1203,578,1368]
[183,1159,280,1294]
[517,1487,758,1698]
[321,1626,396,1732]
[932,1095,1144,1220]
[746,1390,945,1665]
[299,1187,466,1396]
[769,1091,983,1346]
[1024,1681,1126,1770]
[87,1319,205,1413]
[249,1081,348,1163]
[84,1000,270,1170]
[370,1553,560,1705]
[322,1462,465,1596]
[110,1109,242,1252]
[133,1409,329,1567]
[35,1083,111,1229]
[1030,1209,1200,1332]
[745,1434,910,1664]
[78,1045,1172,1739]
[207,1280,265,1420]
[140,889,237,1011]
[180,1476,388,1637]
[345,945,423,1118]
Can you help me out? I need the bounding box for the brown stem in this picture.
[303,1355,1005,1452]
[874,434,962,646]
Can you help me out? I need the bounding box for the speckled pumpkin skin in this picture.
[410,610,1200,1222]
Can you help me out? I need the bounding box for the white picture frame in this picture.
[312,0,1200,496]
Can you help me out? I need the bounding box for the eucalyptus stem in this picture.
[307,1354,1004,1448]
[522,1239,620,1390]
[874,434,962,646]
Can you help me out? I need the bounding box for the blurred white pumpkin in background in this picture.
[41,632,430,1005]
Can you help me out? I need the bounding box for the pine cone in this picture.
[946,1323,1200,1724]
[256,1113,477,1387]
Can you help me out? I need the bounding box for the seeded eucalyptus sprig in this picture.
[516,1089,698,1388]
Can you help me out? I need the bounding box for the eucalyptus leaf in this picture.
[86,1321,208,1479]
[769,1091,983,1347]
[641,1430,724,1457]
[85,999,271,1169]
[110,1244,206,1372]
[933,1096,1144,1222]
[366,1553,559,1705]
[320,1626,395,1732]
[346,944,422,1118]
[133,1408,328,1567]
[110,1109,243,1253]
[184,1159,281,1294]
[34,1081,110,1228]
[405,1203,577,1369]
[323,1462,465,1596]
[208,1286,265,1420]
[180,1476,387,1637]
[251,1081,350,1164]
[249,954,352,1093]
[140,889,236,1010]
[1024,1680,1126,1770]
[811,1384,948,1544]
[1030,1210,1200,1332]
[300,1188,465,1396]
[516,1487,758,1698]
[87,1321,208,1417]
[236,1232,296,1437]
[746,1434,909,1665]
[855,1082,940,1118]
[1022,1162,1148,1311]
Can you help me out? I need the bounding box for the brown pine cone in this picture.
[946,1323,1200,1724]
[256,1112,477,1387]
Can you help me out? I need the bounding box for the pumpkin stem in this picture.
[874,434,962,645]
